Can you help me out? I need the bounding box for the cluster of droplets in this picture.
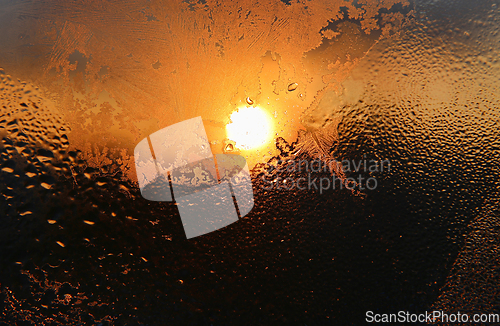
[0,69,73,198]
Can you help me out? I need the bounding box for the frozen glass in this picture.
[1,0,499,324]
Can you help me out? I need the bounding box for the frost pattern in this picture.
[0,0,412,181]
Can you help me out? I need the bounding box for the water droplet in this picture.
[41,182,52,189]
[225,143,234,152]
[152,60,162,70]
[246,97,254,105]
[288,83,298,91]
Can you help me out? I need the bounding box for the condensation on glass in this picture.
[1,0,499,324]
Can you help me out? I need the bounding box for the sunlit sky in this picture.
[0,0,411,179]
[226,106,273,151]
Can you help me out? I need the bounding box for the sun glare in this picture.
[226,106,272,150]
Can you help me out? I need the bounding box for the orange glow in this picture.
[226,106,272,150]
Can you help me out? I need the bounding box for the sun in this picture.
[226,106,272,150]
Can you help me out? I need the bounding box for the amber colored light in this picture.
[226,106,273,150]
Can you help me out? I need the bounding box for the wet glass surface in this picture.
[1,0,499,324]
